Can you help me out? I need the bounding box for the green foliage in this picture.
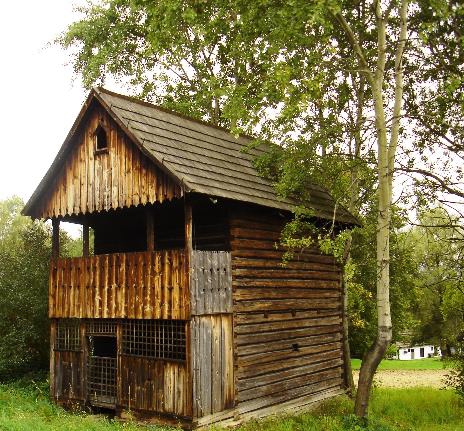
[0,374,168,431]
[347,209,418,358]
[369,388,464,430]
[351,358,444,371]
[445,350,464,399]
[0,197,51,380]
[406,208,464,350]
[1,377,463,431]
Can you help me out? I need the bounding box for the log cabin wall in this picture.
[230,207,345,419]
[34,103,182,219]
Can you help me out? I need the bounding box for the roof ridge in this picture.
[95,86,258,142]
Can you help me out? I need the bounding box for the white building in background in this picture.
[397,344,441,360]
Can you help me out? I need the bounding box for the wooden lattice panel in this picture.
[55,319,81,351]
[121,319,186,361]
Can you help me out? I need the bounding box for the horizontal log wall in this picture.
[230,210,344,417]
[49,250,188,319]
[36,104,182,219]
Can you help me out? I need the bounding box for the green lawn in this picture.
[0,376,463,431]
[351,357,445,370]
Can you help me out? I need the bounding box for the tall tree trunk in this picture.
[353,0,408,417]
[341,236,355,395]
[342,74,365,397]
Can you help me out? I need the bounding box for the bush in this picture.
[0,198,51,380]
[444,341,464,398]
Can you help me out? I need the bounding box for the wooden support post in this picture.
[146,207,155,252]
[184,200,194,417]
[83,222,90,257]
[49,319,56,399]
[52,218,60,259]
[185,202,193,257]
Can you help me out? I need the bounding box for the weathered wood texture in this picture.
[50,319,190,417]
[120,356,189,417]
[190,251,232,315]
[53,350,84,401]
[49,250,188,319]
[230,210,344,416]
[35,104,182,219]
[191,314,234,418]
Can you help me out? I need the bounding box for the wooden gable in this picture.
[32,101,182,219]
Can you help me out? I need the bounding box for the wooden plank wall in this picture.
[230,209,344,419]
[49,250,188,319]
[190,251,234,419]
[50,319,190,417]
[119,357,189,417]
[190,251,232,315]
[34,104,182,219]
[191,315,234,418]
[52,350,84,401]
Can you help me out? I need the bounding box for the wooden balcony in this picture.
[49,250,188,320]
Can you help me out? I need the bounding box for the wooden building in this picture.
[23,88,357,427]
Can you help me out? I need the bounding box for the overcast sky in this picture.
[0,1,120,205]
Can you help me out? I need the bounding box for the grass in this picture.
[0,375,167,431]
[238,388,464,431]
[0,375,463,431]
[351,357,445,370]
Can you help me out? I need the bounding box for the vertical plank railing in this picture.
[49,250,188,319]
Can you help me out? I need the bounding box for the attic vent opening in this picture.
[95,125,108,151]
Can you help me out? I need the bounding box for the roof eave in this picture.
[22,88,189,219]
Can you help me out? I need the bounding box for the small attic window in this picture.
[94,124,108,152]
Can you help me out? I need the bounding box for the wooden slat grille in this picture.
[49,250,188,319]
[86,320,117,335]
[87,356,117,406]
[55,319,81,351]
[121,319,186,361]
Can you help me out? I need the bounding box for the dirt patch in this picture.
[353,370,448,388]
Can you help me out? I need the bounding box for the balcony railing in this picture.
[49,250,188,319]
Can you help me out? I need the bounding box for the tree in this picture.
[0,197,51,379]
[61,0,463,418]
[348,207,418,358]
[407,208,464,352]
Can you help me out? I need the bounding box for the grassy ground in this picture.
[0,376,463,430]
[351,357,445,370]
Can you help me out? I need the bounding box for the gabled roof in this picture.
[24,87,357,224]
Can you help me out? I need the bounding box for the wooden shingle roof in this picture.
[24,87,357,224]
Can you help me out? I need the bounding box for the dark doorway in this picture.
[87,335,117,407]
[420,347,425,358]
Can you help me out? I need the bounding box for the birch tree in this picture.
[61,0,463,418]
[333,0,408,416]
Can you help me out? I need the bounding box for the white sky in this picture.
[0,1,123,236]
[0,1,127,202]
[1,2,461,235]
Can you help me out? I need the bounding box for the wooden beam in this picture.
[185,202,193,256]
[184,200,194,417]
[49,320,56,400]
[82,222,90,257]
[146,207,155,252]
[52,218,60,259]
